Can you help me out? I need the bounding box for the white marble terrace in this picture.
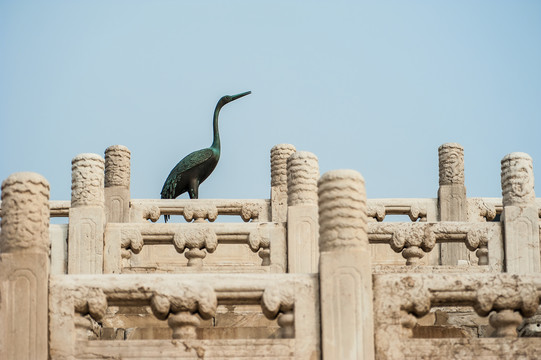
[0,143,540,359]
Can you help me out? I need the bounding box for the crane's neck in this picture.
[211,102,223,151]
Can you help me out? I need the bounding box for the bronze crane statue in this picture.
[160,91,251,222]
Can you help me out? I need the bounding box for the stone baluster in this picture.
[183,203,218,223]
[0,172,50,360]
[270,144,296,223]
[501,152,540,273]
[474,277,539,337]
[262,284,295,338]
[104,145,131,223]
[72,287,108,340]
[150,284,217,339]
[173,228,218,266]
[287,151,319,273]
[438,143,469,265]
[68,153,106,274]
[388,223,436,265]
[249,230,271,266]
[318,170,375,360]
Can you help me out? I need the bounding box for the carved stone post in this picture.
[69,153,106,274]
[104,145,131,223]
[438,143,469,265]
[318,170,375,360]
[501,152,540,273]
[287,151,319,273]
[0,172,50,360]
[270,144,296,223]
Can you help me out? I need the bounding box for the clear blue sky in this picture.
[1,1,540,203]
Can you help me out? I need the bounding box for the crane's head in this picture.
[217,91,251,108]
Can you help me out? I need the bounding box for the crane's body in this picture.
[160,91,251,221]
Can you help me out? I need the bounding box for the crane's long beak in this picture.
[231,91,251,101]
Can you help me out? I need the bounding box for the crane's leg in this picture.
[188,179,199,199]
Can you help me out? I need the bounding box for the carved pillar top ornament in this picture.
[270,144,297,189]
[287,151,319,206]
[318,169,367,252]
[0,172,50,254]
[71,153,105,207]
[104,145,131,188]
[501,152,535,206]
[438,143,465,185]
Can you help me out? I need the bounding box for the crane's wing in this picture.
[160,148,214,199]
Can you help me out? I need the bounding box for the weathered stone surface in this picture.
[69,153,106,274]
[374,273,541,359]
[68,207,105,274]
[104,146,131,223]
[71,153,104,208]
[0,172,50,360]
[0,172,50,254]
[49,273,319,359]
[287,151,319,207]
[50,224,68,274]
[104,145,131,188]
[104,222,286,274]
[318,169,367,252]
[438,143,465,186]
[270,143,296,223]
[501,152,536,206]
[438,143,469,265]
[287,151,319,273]
[501,152,540,273]
[3,143,541,360]
[319,169,374,360]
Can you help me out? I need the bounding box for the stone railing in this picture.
[373,273,541,359]
[130,198,271,223]
[368,222,503,269]
[2,147,541,360]
[4,196,541,222]
[366,198,437,222]
[103,222,286,274]
[49,273,319,359]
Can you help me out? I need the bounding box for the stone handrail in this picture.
[49,273,319,359]
[104,222,286,273]
[2,198,540,221]
[373,273,541,359]
[366,198,437,222]
[130,198,271,222]
[368,222,503,267]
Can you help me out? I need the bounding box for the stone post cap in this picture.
[287,151,319,206]
[271,144,297,187]
[318,169,367,252]
[106,144,130,153]
[438,142,463,151]
[71,153,105,207]
[271,143,296,153]
[501,152,533,164]
[105,145,131,188]
[501,152,535,206]
[72,152,104,164]
[1,172,50,254]
[438,143,464,185]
